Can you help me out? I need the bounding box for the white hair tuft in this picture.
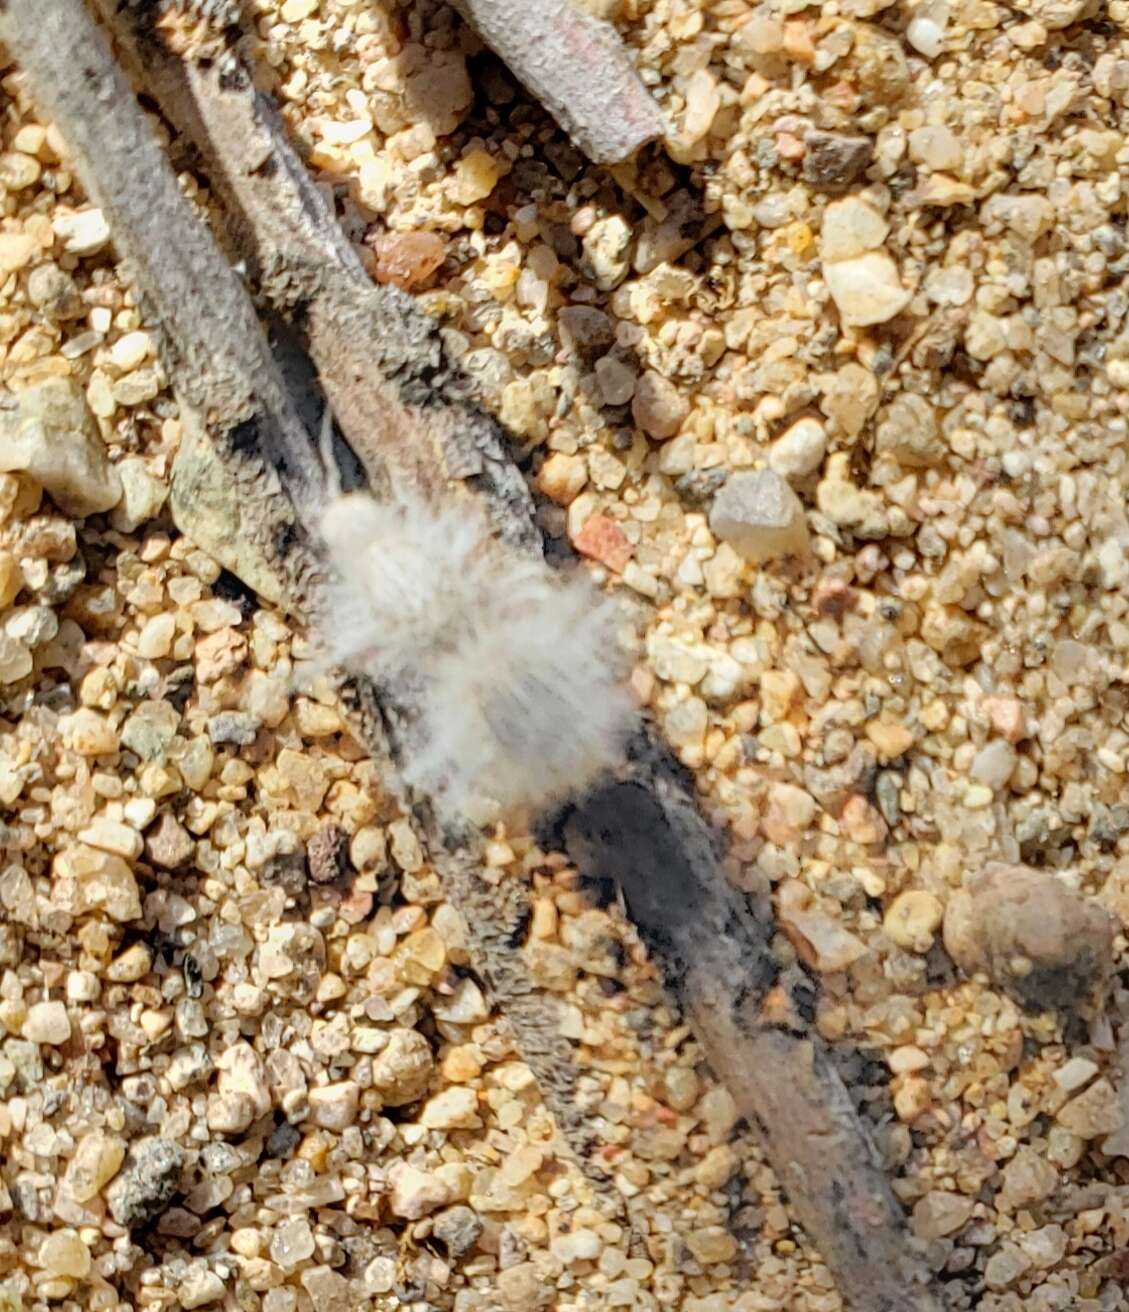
[315,482,634,820]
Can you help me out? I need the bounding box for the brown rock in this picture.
[371,231,446,290]
[802,130,872,192]
[943,862,1115,1011]
[631,370,688,440]
[145,813,195,870]
[307,823,351,885]
[571,513,632,572]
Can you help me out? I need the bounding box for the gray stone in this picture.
[433,1205,484,1257]
[105,1136,184,1227]
[709,469,809,563]
[0,378,120,517]
[206,712,259,747]
[120,700,180,762]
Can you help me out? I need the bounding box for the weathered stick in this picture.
[101,0,539,551]
[562,740,943,1312]
[452,0,665,163]
[0,0,325,586]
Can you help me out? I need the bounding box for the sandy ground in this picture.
[2,0,1129,1309]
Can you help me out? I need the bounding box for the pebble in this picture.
[1000,1146,1059,1207]
[77,818,141,860]
[865,720,914,761]
[179,1266,226,1309]
[709,469,809,562]
[816,453,889,538]
[431,977,489,1024]
[911,1190,974,1239]
[137,612,176,659]
[0,550,20,609]
[0,378,121,517]
[768,417,827,481]
[571,512,632,572]
[110,457,168,532]
[908,125,963,172]
[984,1244,1032,1291]
[5,604,57,647]
[632,370,688,440]
[106,943,152,983]
[1057,1078,1123,1138]
[27,264,82,318]
[802,130,872,193]
[580,215,633,290]
[144,812,195,869]
[1012,0,1093,27]
[105,1137,184,1227]
[53,206,111,255]
[0,231,36,271]
[0,151,40,190]
[389,1164,453,1219]
[0,634,32,683]
[22,1000,71,1045]
[432,1206,483,1258]
[206,711,260,746]
[308,1080,360,1129]
[883,890,943,952]
[537,452,587,504]
[686,1227,738,1264]
[874,393,945,468]
[970,740,1016,791]
[452,148,499,204]
[781,901,867,973]
[271,1217,315,1270]
[823,251,913,327]
[307,822,349,884]
[982,695,1026,743]
[943,862,1115,1010]
[762,782,818,844]
[420,1086,481,1129]
[841,794,888,845]
[64,1132,125,1202]
[906,13,946,55]
[558,305,614,355]
[497,1263,551,1311]
[216,1041,271,1121]
[595,353,637,406]
[55,843,141,921]
[371,230,446,290]
[820,196,889,262]
[38,1231,91,1279]
[1053,1056,1099,1093]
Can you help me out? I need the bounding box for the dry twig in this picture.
[451,0,665,163]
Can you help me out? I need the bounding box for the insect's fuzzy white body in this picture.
[317,486,633,820]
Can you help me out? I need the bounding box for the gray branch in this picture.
[452,0,665,163]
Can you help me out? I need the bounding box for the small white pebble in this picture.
[23,1000,71,1045]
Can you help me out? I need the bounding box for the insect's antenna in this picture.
[318,405,343,501]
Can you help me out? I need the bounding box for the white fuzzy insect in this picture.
[314,416,634,821]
